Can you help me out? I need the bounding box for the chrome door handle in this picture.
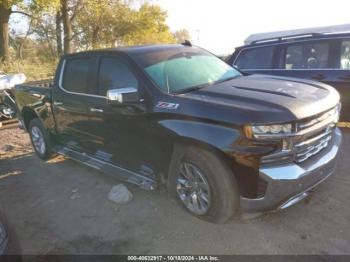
[54,101,63,106]
[90,108,104,113]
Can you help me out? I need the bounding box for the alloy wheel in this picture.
[31,126,46,155]
[176,162,211,215]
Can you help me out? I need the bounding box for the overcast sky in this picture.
[154,0,350,54]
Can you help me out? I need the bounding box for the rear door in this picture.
[52,55,99,151]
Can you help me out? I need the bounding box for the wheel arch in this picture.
[158,119,242,177]
[22,107,39,131]
[158,119,260,198]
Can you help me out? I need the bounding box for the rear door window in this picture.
[234,46,274,70]
[98,57,138,96]
[63,57,96,94]
[340,40,350,69]
[284,42,330,69]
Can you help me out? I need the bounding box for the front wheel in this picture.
[168,146,239,223]
[28,118,53,160]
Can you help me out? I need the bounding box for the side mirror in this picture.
[106,87,140,104]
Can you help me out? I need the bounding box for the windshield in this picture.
[136,48,241,93]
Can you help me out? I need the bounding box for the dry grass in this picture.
[0,58,57,81]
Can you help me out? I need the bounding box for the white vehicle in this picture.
[0,73,26,120]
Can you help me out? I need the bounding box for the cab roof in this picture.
[62,44,195,58]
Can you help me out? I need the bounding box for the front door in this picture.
[85,55,152,172]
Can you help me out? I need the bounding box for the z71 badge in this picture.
[156,101,180,110]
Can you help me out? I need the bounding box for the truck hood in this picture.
[181,74,340,123]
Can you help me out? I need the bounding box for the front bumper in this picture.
[240,127,342,212]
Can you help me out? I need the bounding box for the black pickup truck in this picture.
[14,44,342,223]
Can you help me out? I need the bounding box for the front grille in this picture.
[297,106,339,133]
[293,105,340,163]
[260,104,340,165]
[294,127,333,163]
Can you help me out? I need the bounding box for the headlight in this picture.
[245,123,292,139]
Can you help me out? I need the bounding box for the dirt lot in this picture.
[0,124,349,255]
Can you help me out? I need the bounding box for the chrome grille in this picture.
[293,105,340,163]
[297,105,340,133]
[260,104,340,165]
[294,128,333,163]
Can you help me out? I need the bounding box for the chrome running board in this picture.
[52,146,157,190]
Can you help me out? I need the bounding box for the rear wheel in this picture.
[168,146,239,223]
[0,103,16,119]
[28,118,52,160]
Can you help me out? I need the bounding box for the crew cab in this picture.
[14,44,342,223]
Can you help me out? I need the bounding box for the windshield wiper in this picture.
[171,83,211,94]
[171,76,240,94]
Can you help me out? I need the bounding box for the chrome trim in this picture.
[253,106,339,140]
[294,128,332,148]
[58,59,106,99]
[295,135,331,163]
[53,101,63,106]
[90,108,104,113]
[279,192,309,209]
[240,128,342,212]
[107,87,138,104]
[53,145,157,190]
[297,106,340,131]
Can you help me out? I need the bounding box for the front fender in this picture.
[159,119,278,198]
[159,119,241,152]
[159,119,276,169]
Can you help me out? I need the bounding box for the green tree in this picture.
[0,0,59,62]
[75,1,175,49]
[122,3,175,46]
[173,28,191,44]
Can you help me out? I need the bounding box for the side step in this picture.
[52,146,157,190]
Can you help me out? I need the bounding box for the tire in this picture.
[28,118,52,160]
[0,103,16,119]
[168,145,239,223]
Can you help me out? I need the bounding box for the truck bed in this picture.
[14,79,53,123]
[20,79,54,88]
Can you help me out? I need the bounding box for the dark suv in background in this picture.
[227,25,350,120]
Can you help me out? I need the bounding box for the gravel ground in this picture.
[0,124,349,255]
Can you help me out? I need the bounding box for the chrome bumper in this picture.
[240,128,342,212]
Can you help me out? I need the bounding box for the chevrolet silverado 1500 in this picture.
[14,44,342,223]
